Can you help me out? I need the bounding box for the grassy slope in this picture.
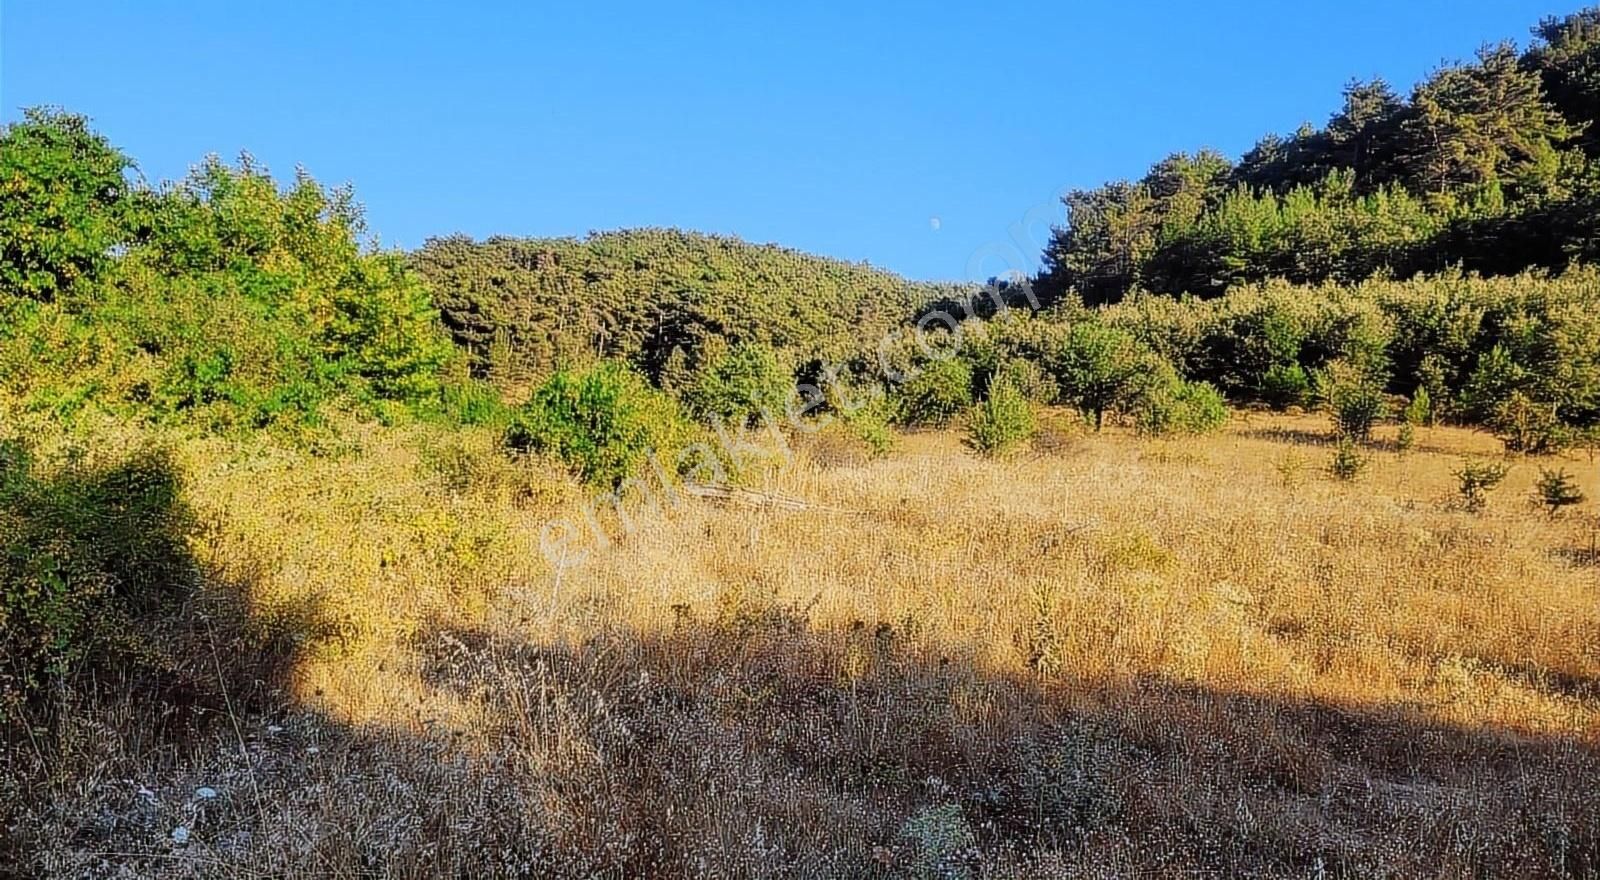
[10,410,1600,877]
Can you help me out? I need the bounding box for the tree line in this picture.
[1037,9,1600,305]
[7,7,1600,494]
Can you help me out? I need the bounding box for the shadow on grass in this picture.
[4,444,1596,876]
[0,441,311,879]
[408,617,1600,878]
[1243,424,1498,459]
[29,601,1596,878]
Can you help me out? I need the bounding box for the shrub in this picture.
[1403,386,1432,428]
[1396,420,1417,454]
[1260,362,1312,409]
[1454,460,1510,513]
[991,357,1057,405]
[966,379,1036,457]
[1328,437,1368,481]
[1460,344,1527,424]
[893,357,974,427]
[683,341,793,429]
[437,379,514,429]
[1491,392,1569,454]
[506,361,686,488]
[0,441,196,709]
[840,395,897,458]
[1319,361,1388,442]
[1535,468,1586,516]
[1136,377,1229,436]
[322,253,456,403]
[1396,388,1429,453]
[1047,323,1162,430]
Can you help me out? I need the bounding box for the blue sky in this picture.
[0,1,1568,280]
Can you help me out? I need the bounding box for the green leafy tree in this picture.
[683,341,793,428]
[506,361,686,488]
[1046,323,1162,430]
[0,108,132,301]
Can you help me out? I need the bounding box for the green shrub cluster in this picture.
[1088,271,1600,447]
[893,357,974,427]
[506,361,688,488]
[0,112,465,437]
[0,441,196,709]
[682,341,794,429]
[966,378,1036,457]
[1136,376,1229,436]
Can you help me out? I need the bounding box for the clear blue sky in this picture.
[0,1,1570,281]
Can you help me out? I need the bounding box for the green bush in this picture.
[0,109,132,302]
[1454,460,1510,513]
[1046,323,1161,430]
[1328,437,1369,481]
[437,379,514,428]
[1396,420,1417,454]
[1319,360,1388,442]
[506,361,687,488]
[893,357,974,427]
[991,357,1057,405]
[0,441,196,708]
[840,394,897,458]
[1460,344,1528,425]
[683,341,793,429]
[1403,386,1432,428]
[966,378,1037,457]
[1137,377,1229,436]
[1534,467,1586,516]
[1491,391,1569,454]
[1260,363,1311,409]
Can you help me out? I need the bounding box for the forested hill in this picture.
[1038,7,1600,305]
[413,230,956,385]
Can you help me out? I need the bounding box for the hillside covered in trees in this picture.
[1038,8,1600,305]
[413,230,953,386]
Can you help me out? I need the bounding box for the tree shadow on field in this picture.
[15,596,1600,878]
[1242,423,1495,458]
[0,441,309,879]
[4,444,1596,878]
[351,612,1600,879]
[1242,425,1340,448]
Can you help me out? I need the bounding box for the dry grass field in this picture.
[9,409,1600,878]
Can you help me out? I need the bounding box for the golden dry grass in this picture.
[10,409,1600,877]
